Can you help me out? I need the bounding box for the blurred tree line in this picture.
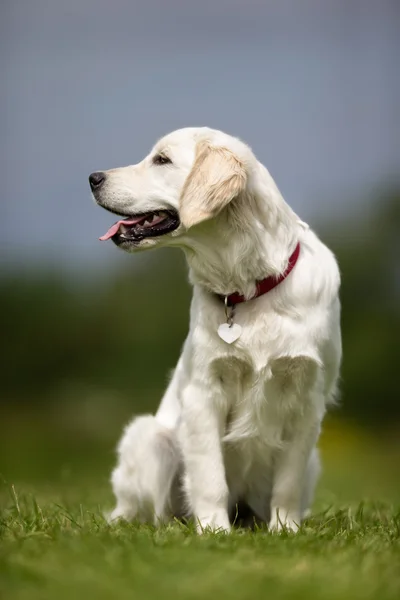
[1,189,399,427]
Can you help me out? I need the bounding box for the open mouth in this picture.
[99,210,180,244]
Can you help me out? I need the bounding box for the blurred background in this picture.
[1,0,399,508]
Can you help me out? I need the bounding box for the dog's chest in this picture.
[211,354,307,448]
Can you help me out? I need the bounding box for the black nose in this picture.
[89,171,106,191]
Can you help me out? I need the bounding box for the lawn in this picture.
[1,418,399,600]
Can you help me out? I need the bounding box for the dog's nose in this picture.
[89,171,106,191]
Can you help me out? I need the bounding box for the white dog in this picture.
[89,127,341,532]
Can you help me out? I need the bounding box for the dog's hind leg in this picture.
[109,415,181,525]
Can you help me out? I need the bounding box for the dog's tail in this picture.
[108,415,181,524]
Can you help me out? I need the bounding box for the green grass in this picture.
[1,417,399,600]
[1,487,399,600]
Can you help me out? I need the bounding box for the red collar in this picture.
[219,242,301,307]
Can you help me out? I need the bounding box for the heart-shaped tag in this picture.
[217,322,242,344]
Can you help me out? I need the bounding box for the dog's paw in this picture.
[269,509,300,533]
[105,505,134,524]
[196,510,231,534]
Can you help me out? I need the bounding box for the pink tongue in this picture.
[99,216,146,241]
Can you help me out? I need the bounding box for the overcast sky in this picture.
[1,0,399,273]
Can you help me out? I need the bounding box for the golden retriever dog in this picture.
[89,127,341,532]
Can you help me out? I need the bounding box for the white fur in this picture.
[94,127,342,533]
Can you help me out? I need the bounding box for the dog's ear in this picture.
[180,141,247,229]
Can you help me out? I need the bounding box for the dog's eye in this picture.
[152,154,172,166]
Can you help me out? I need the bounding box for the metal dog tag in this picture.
[217,322,242,344]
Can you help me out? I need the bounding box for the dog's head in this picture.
[89,127,252,252]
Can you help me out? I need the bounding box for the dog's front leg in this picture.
[179,378,230,533]
[270,409,321,533]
